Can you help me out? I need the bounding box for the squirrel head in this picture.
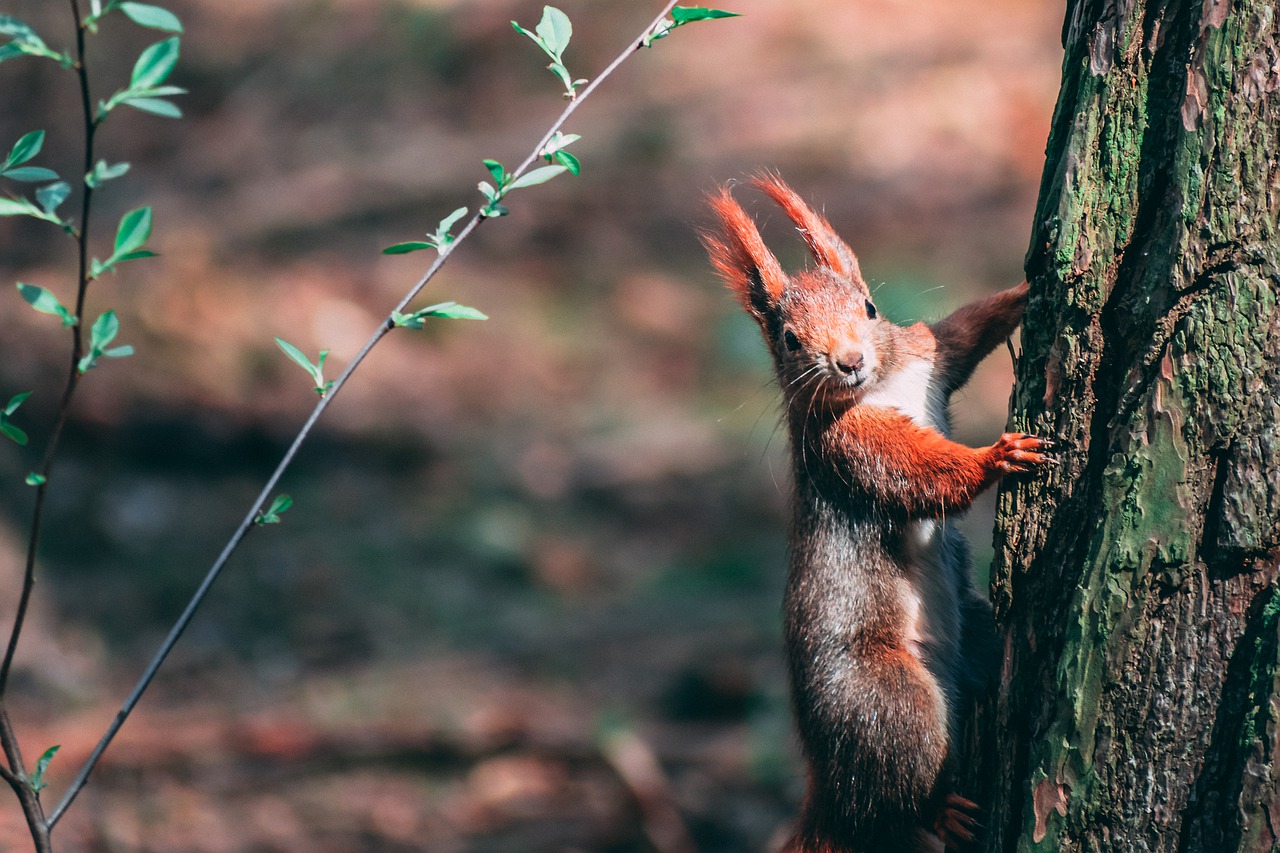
[704,174,893,409]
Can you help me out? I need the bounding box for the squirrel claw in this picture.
[935,794,983,850]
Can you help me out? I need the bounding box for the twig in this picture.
[0,1,96,849]
[0,0,96,699]
[48,0,684,826]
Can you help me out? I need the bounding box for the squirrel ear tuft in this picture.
[703,185,787,328]
[752,172,867,293]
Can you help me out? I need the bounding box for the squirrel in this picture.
[702,174,1052,852]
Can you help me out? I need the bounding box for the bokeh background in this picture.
[0,1,1064,849]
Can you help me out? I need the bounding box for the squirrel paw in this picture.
[934,794,982,850]
[991,432,1055,473]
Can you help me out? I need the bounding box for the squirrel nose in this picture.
[834,349,865,376]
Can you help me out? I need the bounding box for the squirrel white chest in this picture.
[858,357,945,434]
[860,356,959,661]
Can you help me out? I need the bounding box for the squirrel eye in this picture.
[783,330,801,352]
[865,299,877,319]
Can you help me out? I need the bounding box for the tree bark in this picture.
[966,1,1280,851]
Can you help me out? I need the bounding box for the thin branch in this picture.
[0,0,96,697]
[0,709,49,852]
[48,0,683,825]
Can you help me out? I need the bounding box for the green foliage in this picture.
[92,206,158,278]
[118,3,183,33]
[0,130,59,183]
[85,1,183,33]
[478,158,568,218]
[0,16,73,66]
[1,392,31,446]
[540,131,581,174]
[643,6,740,47]
[16,283,77,327]
[382,206,468,255]
[391,301,489,329]
[98,37,185,121]
[28,745,59,793]
[85,159,131,189]
[254,494,293,526]
[275,337,335,396]
[512,6,586,99]
[78,311,135,373]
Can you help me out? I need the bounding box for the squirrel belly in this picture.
[702,174,1051,852]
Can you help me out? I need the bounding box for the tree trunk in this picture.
[965,1,1280,850]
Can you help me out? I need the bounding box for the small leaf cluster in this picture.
[540,131,581,175]
[478,158,567,218]
[98,36,184,121]
[79,311,135,374]
[643,6,740,47]
[512,6,586,99]
[391,301,489,329]
[91,207,157,278]
[0,130,58,183]
[0,132,70,229]
[28,745,59,793]
[0,16,73,66]
[382,207,468,256]
[254,494,293,526]
[275,338,334,397]
[85,1,183,34]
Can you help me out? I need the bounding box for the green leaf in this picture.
[129,37,180,89]
[0,197,39,217]
[29,746,59,793]
[255,493,293,525]
[381,241,434,255]
[124,96,182,118]
[90,311,120,347]
[482,159,506,185]
[4,130,44,170]
[25,473,46,486]
[554,150,581,175]
[423,301,488,320]
[438,206,469,234]
[510,21,543,51]
[16,283,77,327]
[114,207,152,255]
[118,3,182,32]
[274,337,331,394]
[395,301,489,328]
[508,164,567,190]
[670,6,740,24]
[2,166,59,182]
[35,181,70,215]
[115,249,159,263]
[4,392,30,416]
[0,421,27,446]
[85,160,131,188]
[535,6,572,58]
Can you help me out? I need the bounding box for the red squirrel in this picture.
[703,175,1052,852]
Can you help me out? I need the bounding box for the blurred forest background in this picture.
[0,0,1063,849]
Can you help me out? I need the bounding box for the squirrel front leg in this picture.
[817,406,1050,518]
[930,280,1029,396]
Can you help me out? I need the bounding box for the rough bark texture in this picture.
[964,1,1280,851]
